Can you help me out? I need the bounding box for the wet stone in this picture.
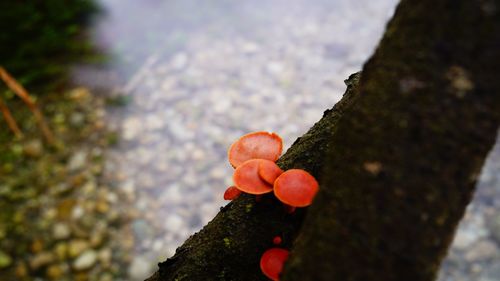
[46,264,65,280]
[464,240,499,261]
[23,139,43,158]
[31,238,44,253]
[452,221,485,250]
[68,151,88,171]
[69,240,90,258]
[53,222,71,240]
[164,215,184,233]
[128,257,153,280]
[96,199,110,213]
[57,199,77,220]
[70,112,86,127]
[479,262,500,281]
[54,242,69,260]
[15,262,28,278]
[99,272,114,281]
[73,250,97,271]
[487,215,500,243]
[0,250,12,268]
[69,87,91,100]
[30,252,55,270]
[98,248,112,266]
[132,219,154,239]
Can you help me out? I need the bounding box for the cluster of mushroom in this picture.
[223,131,319,281]
[224,131,319,210]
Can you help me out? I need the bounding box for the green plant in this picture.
[0,0,98,89]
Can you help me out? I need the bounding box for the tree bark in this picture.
[282,0,500,280]
[146,0,500,280]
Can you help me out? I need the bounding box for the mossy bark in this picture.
[146,0,500,280]
[282,0,500,280]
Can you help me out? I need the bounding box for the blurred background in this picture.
[0,0,499,280]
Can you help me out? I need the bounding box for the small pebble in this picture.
[69,240,90,258]
[73,250,97,271]
[0,250,12,268]
[29,252,55,270]
[53,223,71,240]
[128,257,153,280]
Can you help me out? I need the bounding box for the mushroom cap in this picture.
[233,159,273,195]
[258,159,284,185]
[228,131,283,168]
[274,169,319,207]
[260,248,290,281]
[223,186,242,200]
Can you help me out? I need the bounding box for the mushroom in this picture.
[273,169,319,207]
[258,159,284,185]
[233,159,273,195]
[228,131,283,168]
[260,248,290,281]
[223,186,242,200]
[272,236,282,245]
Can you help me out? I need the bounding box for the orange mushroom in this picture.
[233,159,273,195]
[258,159,284,185]
[260,248,290,281]
[274,169,319,207]
[228,131,283,168]
[272,236,282,245]
[223,186,242,200]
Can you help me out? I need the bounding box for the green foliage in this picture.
[0,0,97,88]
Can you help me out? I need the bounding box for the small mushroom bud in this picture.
[223,186,242,200]
[272,236,282,245]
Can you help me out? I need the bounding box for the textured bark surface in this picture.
[146,0,500,280]
[282,0,500,280]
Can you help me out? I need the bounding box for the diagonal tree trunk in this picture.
[282,0,500,280]
[146,0,500,280]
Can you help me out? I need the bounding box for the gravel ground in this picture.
[0,89,131,281]
[71,0,500,280]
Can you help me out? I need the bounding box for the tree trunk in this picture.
[146,0,500,280]
[282,0,500,280]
